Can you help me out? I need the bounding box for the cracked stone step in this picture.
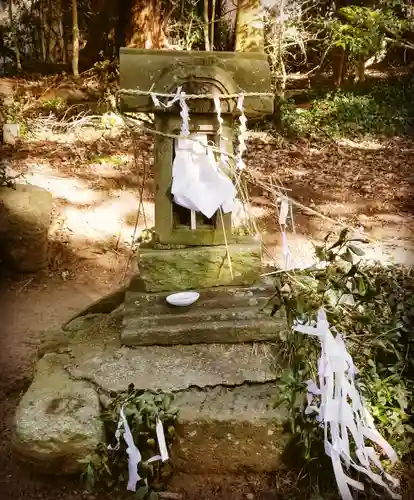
[13,313,289,474]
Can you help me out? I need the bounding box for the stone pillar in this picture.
[119,48,276,346]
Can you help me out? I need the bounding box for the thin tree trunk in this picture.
[210,0,216,50]
[72,0,79,78]
[204,0,211,51]
[57,0,65,63]
[39,0,46,62]
[8,0,22,71]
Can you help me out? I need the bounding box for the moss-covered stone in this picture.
[119,49,273,116]
[136,242,262,292]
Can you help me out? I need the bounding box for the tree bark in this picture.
[72,0,79,78]
[39,0,46,62]
[234,0,264,52]
[126,0,173,49]
[204,0,211,51]
[8,0,22,71]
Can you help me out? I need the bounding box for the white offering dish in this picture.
[166,291,200,307]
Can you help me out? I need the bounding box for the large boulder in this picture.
[12,354,105,473]
[0,183,53,272]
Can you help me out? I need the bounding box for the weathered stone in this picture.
[0,184,53,271]
[14,314,288,475]
[62,286,127,328]
[12,354,105,473]
[172,383,289,473]
[121,285,285,346]
[119,49,273,116]
[66,342,278,393]
[136,243,262,293]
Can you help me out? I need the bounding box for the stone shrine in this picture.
[119,48,278,346]
[11,49,289,484]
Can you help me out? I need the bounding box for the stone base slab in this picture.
[121,284,285,346]
[135,242,262,293]
[13,313,288,475]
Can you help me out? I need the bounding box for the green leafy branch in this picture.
[81,385,179,499]
[270,229,413,495]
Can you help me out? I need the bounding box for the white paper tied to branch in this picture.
[293,309,401,500]
[172,134,236,219]
[279,196,294,270]
[236,94,247,170]
[108,406,169,492]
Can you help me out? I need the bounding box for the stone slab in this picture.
[66,342,278,394]
[136,243,262,293]
[121,285,285,346]
[119,49,273,116]
[13,315,288,475]
[172,383,289,473]
[12,354,104,473]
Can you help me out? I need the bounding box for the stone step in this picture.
[121,285,286,346]
[13,314,289,475]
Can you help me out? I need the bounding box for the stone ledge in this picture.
[13,312,288,476]
[173,383,288,473]
[122,285,285,346]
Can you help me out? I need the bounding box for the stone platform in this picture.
[122,284,285,346]
[13,310,289,475]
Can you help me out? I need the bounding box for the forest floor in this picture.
[1,121,414,500]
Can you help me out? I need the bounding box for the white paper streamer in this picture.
[150,87,190,137]
[172,135,236,218]
[108,408,170,492]
[293,310,401,500]
[279,196,294,270]
[236,94,247,170]
[213,96,223,136]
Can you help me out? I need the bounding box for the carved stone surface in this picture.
[119,49,273,116]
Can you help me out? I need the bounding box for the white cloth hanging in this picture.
[171,134,236,219]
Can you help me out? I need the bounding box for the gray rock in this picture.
[172,383,289,473]
[66,342,278,393]
[136,243,262,293]
[12,354,105,473]
[0,183,53,271]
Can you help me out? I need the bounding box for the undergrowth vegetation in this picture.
[82,387,178,499]
[271,229,414,498]
[279,74,414,138]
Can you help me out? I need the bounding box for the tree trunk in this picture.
[126,0,173,49]
[332,46,346,88]
[72,0,79,78]
[8,0,22,71]
[210,0,216,50]
[203,0,210,51]
[355,57,366,83]
[234,0,265,52]
[39,0,46,62]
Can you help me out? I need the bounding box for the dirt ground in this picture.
[1,124,413,500]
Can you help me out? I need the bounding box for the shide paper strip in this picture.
[293,309,401,500]
[279,196,294,270]
[171,135,236,218]
[108,407,169,492]
[237,94,247,170]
